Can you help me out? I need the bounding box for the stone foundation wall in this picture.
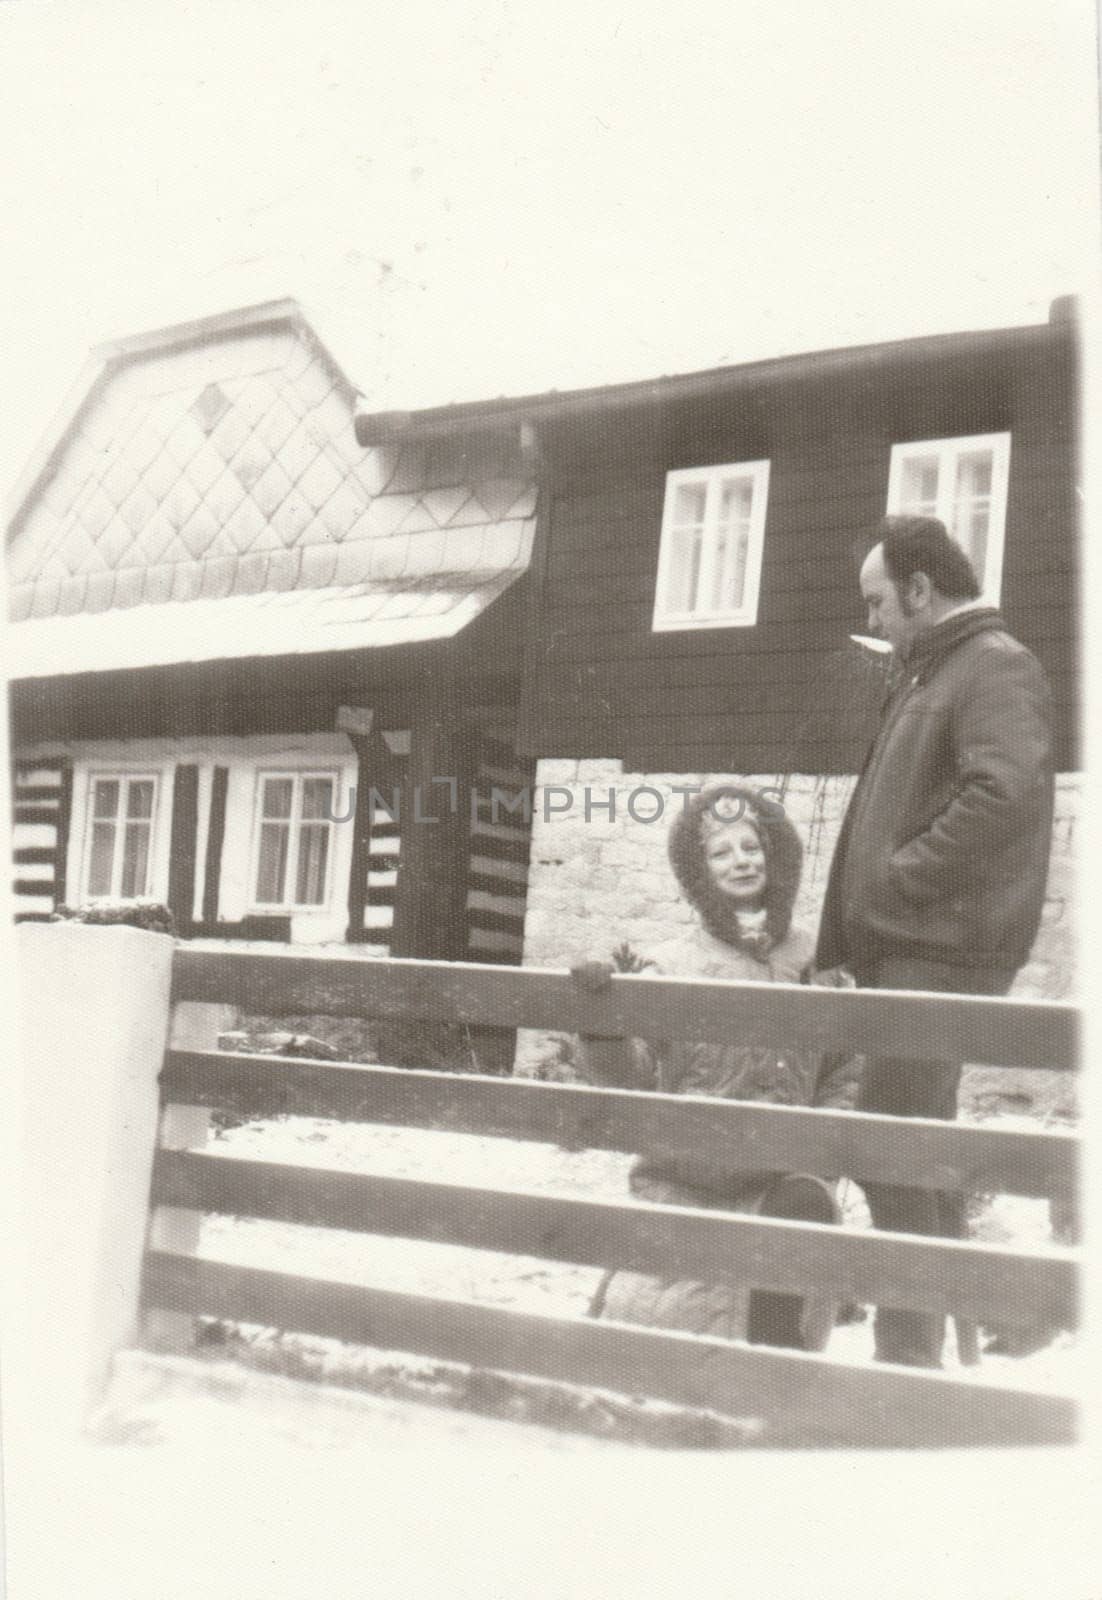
[514,760,1079,1077]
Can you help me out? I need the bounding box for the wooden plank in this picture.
[462,907,527,935]
[201,766,228,925]
[552,573,862,622]
[13,804,58,826]
[345,735,372,942]
[52,760,72,908]
[466,870,529,899]
[389,698,473,961]
[140,1253,1076,1449]
[170,952,1081,1071]
[13,757,66,774]
[539,711,869,745]
[528,619,861,661]
[529,631,875,676]
[167,765,200,933]
[150,1152,1079,1327]
[532,653,888,703]
[466,828,531,863]
[160,1051,1078,1201]
[526,685,881,723]
[8,784,62,803]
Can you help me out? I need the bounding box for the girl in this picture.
[575,782,857,1350]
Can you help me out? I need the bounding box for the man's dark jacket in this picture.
[816,608,1054,975]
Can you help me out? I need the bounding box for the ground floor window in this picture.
[251,771,338,909]
[83,773,158,899]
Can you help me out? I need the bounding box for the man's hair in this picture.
[876,514,981,601]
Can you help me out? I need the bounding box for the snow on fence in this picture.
[132,946,1082,1450]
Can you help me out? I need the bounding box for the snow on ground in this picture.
[3,1107,1082,1600]
[8,1392,1097,1600]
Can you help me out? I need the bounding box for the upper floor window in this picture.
[652,460,770,630]
[251,771,337,910]
[886,432,1011,602]
[84,774,158,899]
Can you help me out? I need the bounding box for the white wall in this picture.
[7,923,174,1435]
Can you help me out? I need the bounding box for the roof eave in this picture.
[353,312,1073,447]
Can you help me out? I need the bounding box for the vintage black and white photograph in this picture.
[2,0,1097,1595]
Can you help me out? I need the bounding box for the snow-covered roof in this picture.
[7,545,531,677]
[6,300,538,675]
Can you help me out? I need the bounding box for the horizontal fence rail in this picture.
[161,1051,1079,1202]
[145,946,1081,1450]
[171,951,1080,1072]
[150,1150,1078,1329]
[141,1253,1076,1450]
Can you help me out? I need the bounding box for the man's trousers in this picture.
[851,956,1016,1368]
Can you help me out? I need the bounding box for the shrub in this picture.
[51,900,176,936]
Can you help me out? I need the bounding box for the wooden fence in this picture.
[140,948,1080,1450]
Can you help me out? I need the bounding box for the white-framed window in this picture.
[83,773,159,900]
[652,460,770,630]
[250,771,338,910]
[886,432,1011,602]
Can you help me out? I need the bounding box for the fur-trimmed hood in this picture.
[667,783,803,954]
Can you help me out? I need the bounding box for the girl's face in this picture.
[702,816,767,904]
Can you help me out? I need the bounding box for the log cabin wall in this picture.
[518,318,1078,775]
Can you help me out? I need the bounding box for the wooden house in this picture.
[7,297,1080,992]
[355,296,1080,999]
[7,301,539,961]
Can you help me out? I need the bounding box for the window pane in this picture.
[956,450,993,500]
[714,477,754,612]
[899,454,940,512]
[712,526,749,612]
[126,780,155,820]
[92,780,120,820]
[951,501,990,586]
[965,508,989,585]
[301,777,334,820]
[295,824,330,905]
[87,822,115,896]
[665,524,703,613]
[120,823,151,898]
[255,822,289,902]
[718,476,753,524]
[261,778,294,819]
[952,449,995,586]
[671,482,707,526]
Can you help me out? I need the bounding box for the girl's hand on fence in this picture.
[570,960,616,993]
[807,965,857,989]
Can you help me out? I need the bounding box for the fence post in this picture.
[8,922,174,1436]
[142,1000,231,1352]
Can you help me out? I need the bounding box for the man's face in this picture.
[860,544,921,657]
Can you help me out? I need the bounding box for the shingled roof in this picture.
[6,300,536,676]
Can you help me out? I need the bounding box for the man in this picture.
[816,514,1055,1368]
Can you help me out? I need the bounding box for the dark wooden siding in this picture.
[465,732,534,964]
[519,324,1079,773]
[11,757,72,919]
[166,764,200,930]
[7,578,529,748]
